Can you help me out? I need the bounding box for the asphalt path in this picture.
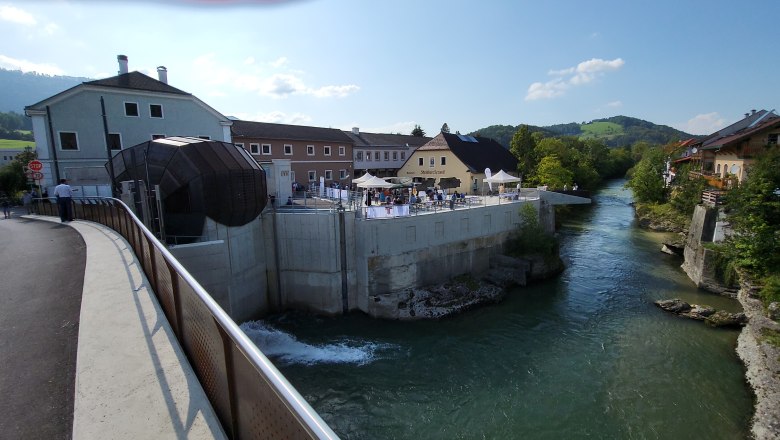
[0,209,85,439]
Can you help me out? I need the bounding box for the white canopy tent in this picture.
[483,169,521,184]
[356,176,394,188]
[353,172,375,184]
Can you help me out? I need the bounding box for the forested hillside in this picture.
[0,68,89,113]
[472,116,696,148]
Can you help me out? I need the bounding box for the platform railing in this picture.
[33,197,339,440]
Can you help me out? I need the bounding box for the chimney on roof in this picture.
[745,113,750,118]
[157,66,168,84]
[117,54,128,75]
[352,127,359,135]
[751,109,757,115]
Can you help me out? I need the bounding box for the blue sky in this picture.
[2,0,778,136]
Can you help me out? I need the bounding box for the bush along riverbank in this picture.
[396,204,563,320]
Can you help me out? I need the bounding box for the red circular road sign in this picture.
[24,170,34,178]
[28,160,43,172]
[32,172,44,180]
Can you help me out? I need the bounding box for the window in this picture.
[401,152,406,160]
[441,156,446,165]
[59,131,79,150]
[124,102,139,117]
[392,152,398,160]
[262,144,271,155]
[339,146,345,156]
[250,143,260,154]
[716,164,721,174]
[429,157,435,167]
[356,151,363,161]
[324,145,331,156]
[339,169,347,179]
[308,170,316,181]
[374,152,379,160]
[307,145,315,156]
[768,133,778,145]
[108,133,122,150]
[418,157,424,166]
[384,151,389,161]
[325,170,333,180]
[366,151,372,161]
[149,104,163,118]
[284,144,293,155]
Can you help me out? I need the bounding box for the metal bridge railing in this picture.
[34,198,339,440]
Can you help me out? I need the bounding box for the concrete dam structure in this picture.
[168,197,562,321]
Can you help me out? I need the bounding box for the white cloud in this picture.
[0,5,36,25]
[677,112,729,135]
[606,100,622,108]
[191,53,359,99]
[270,56,288,68]
[364,121,417,135]
[526,57,625,101]
[243,56,255,65]
[0,54,64,75]
[311,84,360,98]
[235,110,312,125]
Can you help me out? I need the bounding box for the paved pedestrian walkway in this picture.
[0,207,226,439]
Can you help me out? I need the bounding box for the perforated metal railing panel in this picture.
[30,197,338,440]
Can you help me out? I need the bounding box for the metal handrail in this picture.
[33,197,338,440]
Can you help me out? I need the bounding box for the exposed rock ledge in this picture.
[735,282,780,440]
[389,253,564,320]
[654,298,747,328]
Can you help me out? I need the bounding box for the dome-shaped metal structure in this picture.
[108,137,266,238]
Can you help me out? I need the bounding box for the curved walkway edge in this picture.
[31,216,227,440]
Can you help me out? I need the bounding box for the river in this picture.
[242,179,753,439]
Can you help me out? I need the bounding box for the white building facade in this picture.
[25,55,232,194]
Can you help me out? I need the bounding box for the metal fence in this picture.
[34,198,338,440]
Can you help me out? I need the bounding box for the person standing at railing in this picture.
[53,179,74,222]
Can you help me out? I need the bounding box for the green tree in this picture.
[723,148,780,276]
[626,147,666,203]
[411,124,426,137]
[509,125,538,179]
[506,203,558,259]
[440,123,450,133]
[669,164,706,215]
[0,148,37,196]
[536,155,573,189]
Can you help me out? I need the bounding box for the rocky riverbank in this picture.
[734,281,780,439]
[393,253,564,320]
[654,298,747,328]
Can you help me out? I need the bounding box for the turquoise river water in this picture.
[241,179,753,439]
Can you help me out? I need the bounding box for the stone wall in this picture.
[681,204,732,295]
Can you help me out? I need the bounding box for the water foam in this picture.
[240,320,393,366]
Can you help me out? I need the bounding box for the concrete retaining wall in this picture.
[171,199,552,320]
[681,204,726,294]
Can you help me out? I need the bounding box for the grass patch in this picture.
[580,121,623,139]
[758,327,780,348]
[0,139,35,150]
[634,202,690,230]
[760,275,780,308]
